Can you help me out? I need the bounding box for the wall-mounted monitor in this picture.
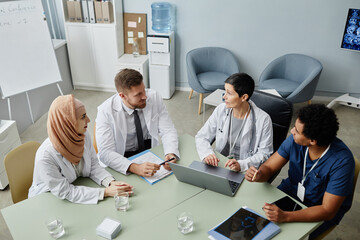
[341,8,360,52]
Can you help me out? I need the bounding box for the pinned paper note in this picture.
[127,31,134,37]
[138,17,142,23]
[128,38,134,44]
[138,32,144,38]
[128,21,137,28]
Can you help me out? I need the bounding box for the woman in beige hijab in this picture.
[28,95,133,204]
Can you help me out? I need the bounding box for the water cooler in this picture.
[147,31,175,99]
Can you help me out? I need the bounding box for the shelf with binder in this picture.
[61,0,124,91]
[63,0,117,24]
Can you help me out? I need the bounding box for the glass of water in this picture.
[177,212,194,234]
[46,217,65,239]
[114,192,129,211]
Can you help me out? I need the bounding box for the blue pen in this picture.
[159,157,176,165]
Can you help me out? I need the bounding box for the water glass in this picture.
[46,217,65,239]
[177,212,194,234]
[114,192,129,211]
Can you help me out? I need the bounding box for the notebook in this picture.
[169,161,244,196]
[128,150,172,184]
[208,207,281,240]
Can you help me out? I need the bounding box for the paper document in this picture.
[129,150,172,184]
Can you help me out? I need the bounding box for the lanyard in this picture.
[228,106,250,157]
[301,145,330,184]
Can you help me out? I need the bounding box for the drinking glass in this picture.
[46,217,65,239]
[177,212,194,234]
[114,192,129,211]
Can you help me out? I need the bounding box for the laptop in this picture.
[169,161,245,196]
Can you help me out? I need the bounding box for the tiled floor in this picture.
[1,90,359,239]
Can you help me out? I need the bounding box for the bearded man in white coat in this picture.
[96,69,179,177]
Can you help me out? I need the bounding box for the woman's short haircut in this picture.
[114,69,143,93]
[224,73,255,100]
[298,104,339,146]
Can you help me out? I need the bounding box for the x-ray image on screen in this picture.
[341,8,360,51]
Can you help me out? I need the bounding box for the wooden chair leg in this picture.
[188,89,194,99]
[308,100,312,105]
[198,93,203,115]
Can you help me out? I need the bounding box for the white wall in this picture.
[124,0,360,97]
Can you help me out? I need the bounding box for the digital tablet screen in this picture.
[272,196,302,211]
[214,208,270,240]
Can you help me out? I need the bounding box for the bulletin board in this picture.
[123,13,147,55]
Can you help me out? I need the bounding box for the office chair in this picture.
[313,156,360,240]
[259,54,323,104]
[251,90,293,153]
[250,90,293,183]
[4,141,41,204]
[186,47,239,114]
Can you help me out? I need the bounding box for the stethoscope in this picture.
[218,108,232,133]
[218,104,257,156]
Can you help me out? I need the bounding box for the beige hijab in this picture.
[47,95,85,164]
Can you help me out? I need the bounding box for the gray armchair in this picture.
[259,54,323,104]
[186,47,239,114]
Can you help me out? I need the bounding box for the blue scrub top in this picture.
[277,135,354,224]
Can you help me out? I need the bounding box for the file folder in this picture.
[81,0,89,23]
[66,1,76,22]
[102,1,113,24]
[88,0,96,23]
[73,1,83,22]
[94,1,103,23]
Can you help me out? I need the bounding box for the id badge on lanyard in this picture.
[297,145,330,202]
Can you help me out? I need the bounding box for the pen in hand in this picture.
[159,157,176,166]
[252,159,264,181]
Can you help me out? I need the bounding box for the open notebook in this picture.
[129,150,172,184]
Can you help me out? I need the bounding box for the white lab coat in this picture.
[95,89,179,175]
[195,100,273,171]
[28,131,112,204]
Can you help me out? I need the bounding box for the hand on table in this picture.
[105,181,133,197]
[129,162,160,177]
[245,166,262,182]
[224,158,241,172]
[263,202,288,223]
[163,153,177,171]
[203,154,219,166]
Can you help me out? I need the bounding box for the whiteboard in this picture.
[0,0,61,98]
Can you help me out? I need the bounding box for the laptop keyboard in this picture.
[229,180,240,193]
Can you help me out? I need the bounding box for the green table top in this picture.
[1,134,321,240]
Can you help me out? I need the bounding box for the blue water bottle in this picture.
[151,2,173,33]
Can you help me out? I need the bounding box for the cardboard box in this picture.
[66,1,76,22]
[102,2,114,24]
[73,1,83,22]
[94,1,103,23]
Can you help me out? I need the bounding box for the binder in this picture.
[66,1,76,22]
[81,0,89,23]
[88,0,96,23]
[94,1,103,23]
[102,1,114,24]
[73,1,83,22]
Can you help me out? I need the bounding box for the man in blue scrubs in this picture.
[246,104,354,239]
